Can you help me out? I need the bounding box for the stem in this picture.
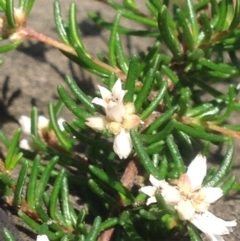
[21,28,126,80]
[23,28,76,55]
[179,116,240,139]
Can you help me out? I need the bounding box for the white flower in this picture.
[92,79,127,110]
[113,129,132,159]
[19,115,49,135]
[86,79,141,159]
[139,175,181,206]
[18,115,65,150]
[36,235,49,241]
[139,154,237,241]
[85,115,108,132]
[19,139,32,151]
[191,211,237,241]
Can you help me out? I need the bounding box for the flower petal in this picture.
[149,174,165,187]
[92,97,108,109]
[187,154,207,191]
[177,200,195,221]
[123,114,141,130]
[205,233,224,241]
[113,129,132,159]
[106,104,125,122]
[161,185,181,205]
[19,139,32,151]
[111,79,127,104]
[146,196,157,206]
[202,187,223,203]
[86,115,108,132]
[98,85,112,100]
[36,235,50,241]
[139,186,157,197]
[38,116,49,130]
[191,211,237,236]
[19,115,31,134]
[149,175,181,205]
[57,118,65,131]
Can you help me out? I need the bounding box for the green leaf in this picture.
[229,0,240,30]
[221,175,236,195]
[134,68,154,111]
[0,0,6,10]
[26,155,40,210]
[88,12,159,37]
[6,0,16,28]
[25,0,36,16]
[109,12,122,67]
[173,120,227,142]
[3,228,17,241]
[146,1,158,18]
[18,211,61,240]
[176,8,194,51]
[140,79,168,120]
[123,0,137,11]
[185,0,199,44]
[139,209,157,220]
[49,103,72,151]
[155,192,175,215]
[187,223,202,241]
[13,160,29,207]
[57,85,90,121]
[53,0,70,45]
[0,131,11,148]
[108,0,157,28]
[214,85,235,124]
[166,135,186,176]
[36,156,59,202]
[85,216,101,241]
[158,155,168,180]
[99,218,119,232]
[5,129,21,171]
[214,0,228,31]
[68,3,110,76]
[130,129,160,179]
[18,0,26,9]
[115,33,129,74]
[200,12,212,42]
[61,175,73,227]
[65,75,95,114]
[158,5,182,60]
[141,121,175,144]
[124,55,139,102]
[88,179,118,207]
[50,169,65,224]
[145,106,178,134]
[205,143,234,187]
[119,211,144,241]
[89,165,134,202]
[30,107,39,136]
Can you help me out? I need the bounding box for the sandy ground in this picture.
[0,0,239,240]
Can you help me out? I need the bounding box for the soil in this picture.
[0,0,239,241]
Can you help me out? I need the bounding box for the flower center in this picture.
[178,174,209,214]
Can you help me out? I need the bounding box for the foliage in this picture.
[0,0,239,241]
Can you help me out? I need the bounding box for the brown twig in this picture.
[179,116,240,139]
[18,27,127,80]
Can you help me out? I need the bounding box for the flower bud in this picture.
[106,122,122,135]
[86,115,108,132]
[123,114,141,130]
[124,102,136,115]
